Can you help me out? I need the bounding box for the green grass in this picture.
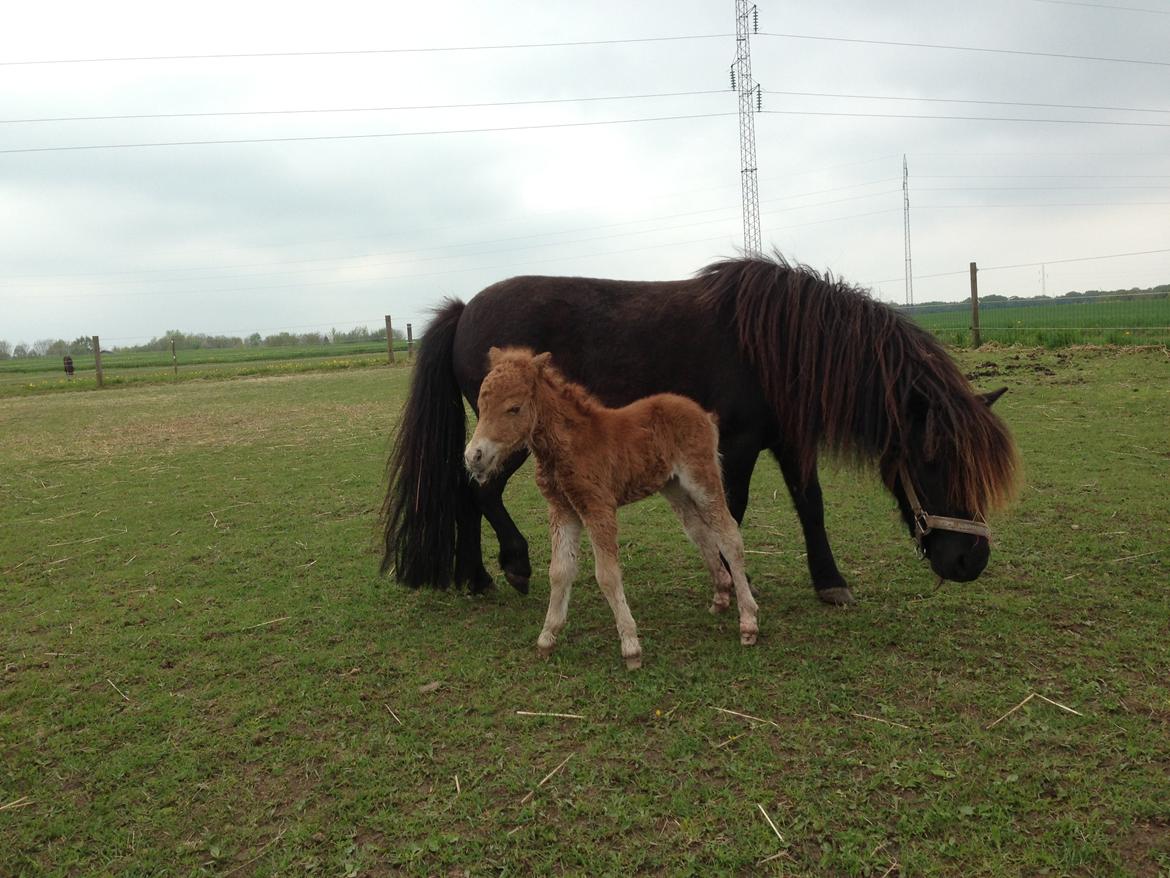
[910,295,1170,348]
[2,349,1168,875]
[0,341,409,398]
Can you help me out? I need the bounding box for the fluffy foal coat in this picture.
[464,347,757,669]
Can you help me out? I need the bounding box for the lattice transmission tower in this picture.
[731,1,762,257]
[903,154,914,307]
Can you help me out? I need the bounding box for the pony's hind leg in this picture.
[661,479,732,614]
[583,510,642,670]
[536,502,582,658]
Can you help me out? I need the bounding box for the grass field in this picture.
[2,348,1168,875]
[0,341,407,398]
[910,295,1170,348]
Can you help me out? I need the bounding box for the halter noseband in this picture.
[898,463,991,559]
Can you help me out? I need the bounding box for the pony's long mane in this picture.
[697,253,1018,515]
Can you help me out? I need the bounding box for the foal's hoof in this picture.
[740,629,758,646]
[624,654,643,671]
[817,586,855,606]
[504,570,530,595]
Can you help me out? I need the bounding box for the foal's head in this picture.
[464,347,551,483]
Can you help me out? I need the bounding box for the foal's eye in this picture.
[506,405,521,415]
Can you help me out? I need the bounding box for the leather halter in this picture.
[898,463,991,558]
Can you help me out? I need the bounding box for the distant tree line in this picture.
[0,325,404,359]
[907,282,1170,313]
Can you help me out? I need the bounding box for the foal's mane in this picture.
[492,347,602,422]
[696,253,1018,515]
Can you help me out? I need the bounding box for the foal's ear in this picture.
[487,346,505,368]
[979,386,1008,407]
[532,351,553,371]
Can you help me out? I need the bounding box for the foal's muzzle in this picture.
[463,438,499,483]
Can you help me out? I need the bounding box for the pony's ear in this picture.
[979,386,1008,407]
[532,351,553,371]
[487,346,505,368]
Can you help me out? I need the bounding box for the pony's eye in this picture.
[506,405,521,415]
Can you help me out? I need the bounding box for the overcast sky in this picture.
[2,0,1168,347]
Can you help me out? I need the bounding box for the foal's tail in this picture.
[379,299,471,587]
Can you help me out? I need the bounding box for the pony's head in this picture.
[464,347,550,483]
[889,386,1016,582]
[696,254,1020,586]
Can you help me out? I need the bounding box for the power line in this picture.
[759,31,1170,68]
[874,246,1170,284]
[918,184,1170,190]
[762,109,1170,128]
[1030,0,1170,14]
[918,201,1170,207]
[917,173,1170,179]
[0,33,733,66]
[0,89,730,125]
[764,88,1170,116]
[9,29,1168,69]
[8,87,1168,128]
[0,111,737,154]
[4,157,901,281]
[11,105,1170,156]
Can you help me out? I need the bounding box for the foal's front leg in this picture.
[536,501,581,658]
[583,509,643,670]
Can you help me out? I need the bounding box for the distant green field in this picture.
[910,294,1170,347]
[0,341,409,397]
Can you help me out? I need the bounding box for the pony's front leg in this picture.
[584,511,642,670]
[536,503,581,658]
[470,449,533,594]
[772,444,853,605]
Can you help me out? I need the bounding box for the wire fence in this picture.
[905,288,1170,347]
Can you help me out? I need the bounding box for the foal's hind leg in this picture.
[661,479,732,614]
[582,509,642,670]
[705,502,759,645]
[677,466,759,645]
[536,502,582,658]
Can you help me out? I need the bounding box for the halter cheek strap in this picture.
[898,463,992,558]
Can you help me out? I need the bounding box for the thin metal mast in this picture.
[903,154,914,307]
[732,1,762,256]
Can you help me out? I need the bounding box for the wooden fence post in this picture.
[92,335,103,387]
[171,337,178,377]
[406,323,413,358]
[969,262,982,349]
[384,315,396,364]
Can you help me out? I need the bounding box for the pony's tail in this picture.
[380,299,470,587]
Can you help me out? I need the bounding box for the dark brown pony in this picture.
[465,347,757,669]
[381,253,1018,600]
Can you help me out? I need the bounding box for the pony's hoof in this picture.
[740,629,758,646]
[467,571,495,595]
[504,570,530,595]
[709,598,731,614]
[537,644,555,659]
[817,586,855,606]
[624,653,642,671]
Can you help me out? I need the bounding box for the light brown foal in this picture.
[464,347,758,669]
